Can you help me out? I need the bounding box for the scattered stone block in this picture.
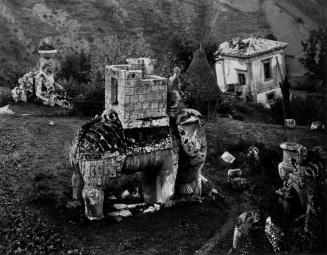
[120,190,130,199]
[284,119,296,129]
[0,105,14,115]
[108,195,117,200]
[311,121,325,131]
[230,177,247,186]
[143,204,161,214]
[227,169,242,181]
[247,146,260,161]
[113,203,146,210]
[108,210,132,217]
[221,151,236,164]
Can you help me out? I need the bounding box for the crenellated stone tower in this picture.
[105,58,169,129]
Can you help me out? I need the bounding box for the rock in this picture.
[120,190,130,199]
[247,146,260,161]
[230,177,247,186]
[221,151,236,164]
[0,105,14,115]
[113,204,128,210]
[108,195,117,200]
[154,203,161,211]
[131,187,141,198]
[311,121,325,131]
[227,169,242,181]
[108,210,132,217]
[284,119,296,129]
[143,206,156,214]
[113,203,146,210]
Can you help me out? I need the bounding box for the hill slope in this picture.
[0,0,326,77]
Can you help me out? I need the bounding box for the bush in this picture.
[91,34,154,82]
[72,82,105,116]
[269,98,284,124]
[0,63,26,88]
[0,86,12,107]
[57,50,92,84]
[217,100,233,115]
[269,97,327,125]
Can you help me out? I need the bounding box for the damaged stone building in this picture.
[215,37,288,105]
[105,58,169,129]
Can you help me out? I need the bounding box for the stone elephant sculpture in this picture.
[69,109,207,220]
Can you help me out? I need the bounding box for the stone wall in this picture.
[105,58,169,129]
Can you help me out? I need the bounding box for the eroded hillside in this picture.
[0,0,325,75]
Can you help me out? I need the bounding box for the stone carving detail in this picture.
[11,38,71,108]
[69,59,207,220]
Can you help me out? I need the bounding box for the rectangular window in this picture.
[238,73,246,85]
[111,77,118,105]
[267,92,276,102]
[263,61,272,80]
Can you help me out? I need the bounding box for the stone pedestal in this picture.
[278,142,303,181]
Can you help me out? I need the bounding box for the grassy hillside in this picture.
[0,0,271,70]
[0,0,326,84]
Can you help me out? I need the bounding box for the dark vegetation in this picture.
[270,97,327,125]
[300,28,327,87]
[50,33,222,117]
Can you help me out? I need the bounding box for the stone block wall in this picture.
[105,58,169,129]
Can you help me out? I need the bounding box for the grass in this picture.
[1,104,327,253]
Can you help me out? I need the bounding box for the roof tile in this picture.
[217,37,288,58]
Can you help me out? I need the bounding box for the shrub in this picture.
[0,86,12,107]
[91,34,154,82]
[217,100,233,115]
[57,50,92,84]
[72,82,105,116]
[0,63,26,88]
[269,97,327,125]
[269,98,284,124]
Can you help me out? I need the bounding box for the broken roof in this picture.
[217,37,288,59]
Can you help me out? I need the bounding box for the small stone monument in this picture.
[105,57,168,129]
[11,38,71,108]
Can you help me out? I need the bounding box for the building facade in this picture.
[215,37,288,104]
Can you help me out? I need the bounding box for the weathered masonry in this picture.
[215,37,288,105]
[105,58,169,129]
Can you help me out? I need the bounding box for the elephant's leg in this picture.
[141,149,179,204]
[72,172,84,200]
[82,184,104,220]
[177,153,206,197]
[156,148,179,203]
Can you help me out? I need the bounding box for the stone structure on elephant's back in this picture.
[69,57,207,220]
[105,58,169,129]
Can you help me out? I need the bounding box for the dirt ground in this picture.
[1,104,327,254]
